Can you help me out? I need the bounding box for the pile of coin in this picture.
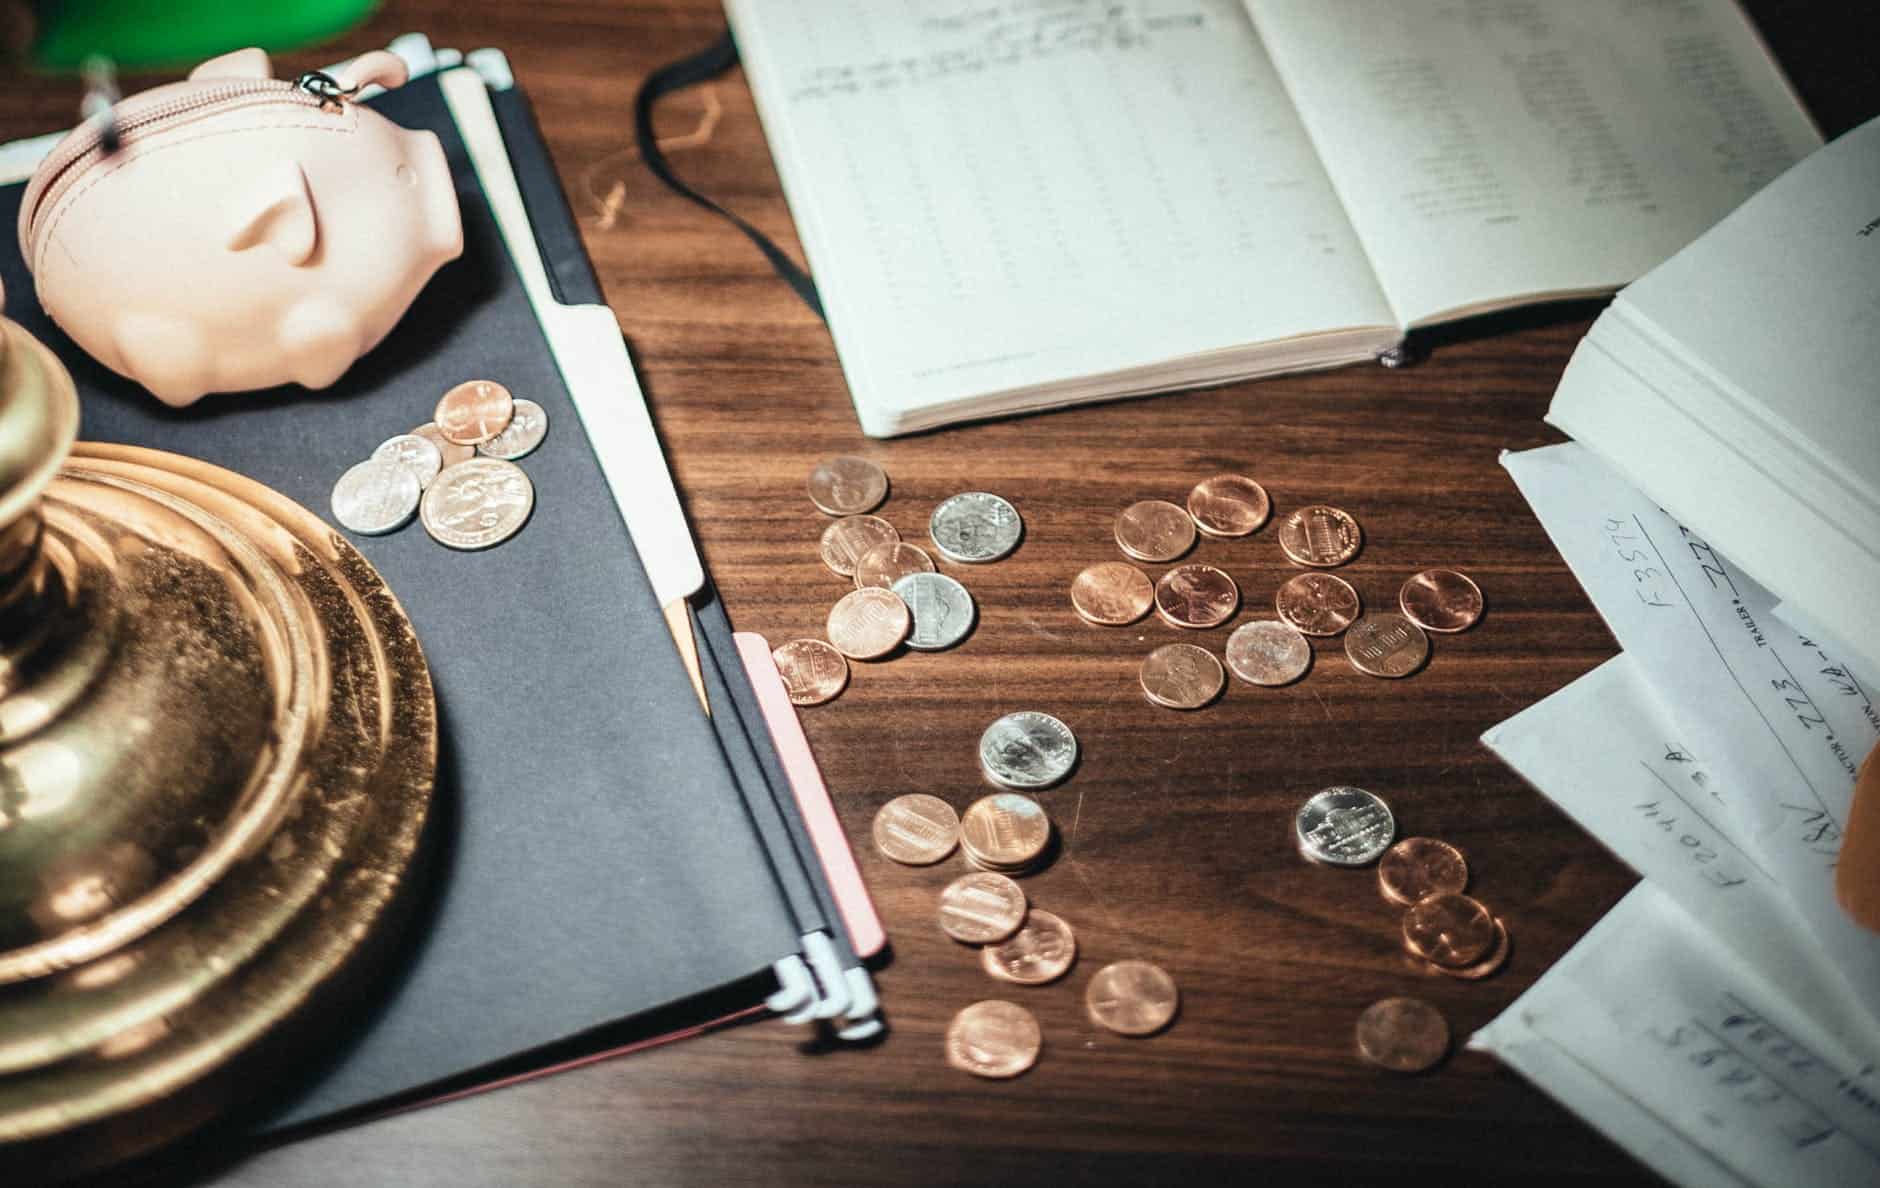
[329,380,547,550]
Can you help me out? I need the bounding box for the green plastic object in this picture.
[29,0,379,72]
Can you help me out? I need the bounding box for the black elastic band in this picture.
[633,31,826,320]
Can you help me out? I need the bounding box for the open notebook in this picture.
[724,0,1820,435]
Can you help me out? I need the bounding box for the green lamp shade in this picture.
[31,0,379,71]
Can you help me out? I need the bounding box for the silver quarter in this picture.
[371,432,444,490]
[331,458,420,536]
[892,572,976,651]
[978,711,1077,790]
[476,397,549,460]
[1294,786,1396,867]
[419,457,535,550]
[929,492,1022,563]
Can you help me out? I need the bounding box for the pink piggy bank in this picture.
[17,47,463,405]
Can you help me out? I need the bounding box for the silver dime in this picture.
[372,432,445,490]
[978,711,1077,790]
[476,397,549,461]
[1294,786,1396,868]
[330,458,420,536]
[419,457,535,550]
[929,492,1022,563]
[892,572,976,651]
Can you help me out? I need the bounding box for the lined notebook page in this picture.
[728,0,1392,434]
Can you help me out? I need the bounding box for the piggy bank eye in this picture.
[396,163,417,188]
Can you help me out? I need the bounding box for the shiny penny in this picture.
[476,397,549,461]
[980,909,1078,985]
[1355,996,1450,1073]
[1138,643,1225,710]
[945,1000,1042,1079]
[770,638,850,707]
[1399,568,1485,633]
[1277,504,1362,568]
[1153,564,1239,629]
[825,587,911,659]
[807,455,889,516]
[1402,892,1498,969]
[1186,474,1270,538]
[1085,960,1179,1036]
[1274,571,1361,637]
[1432,917,1511,981]
[411,422,476,469]
[1343,612,1431,678]
[434,379,515,445]
[959,793,1052,870]
[937,872,1028,944]
[1377,838,1470,907]
[418,458,533,550]
[1114,499,1196,563]
[819,514,900,579]
[853,540,934,590]
[1070,561,1155,626]
[871,793,960,865]
[1224,620,1312,687]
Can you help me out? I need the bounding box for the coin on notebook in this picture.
[1274,571,1361,637]
[1224,620,1311,687]
[371,432,444,490]
[1398,568,1484,633]
[435,379,515,445]
[1186,474,1270,538]
[1277,504,1362,568]
[1070,561,1154,626]
[819,514,900,579]
[331,458,420,536]
[419,458,534,550]
[807,455,889,516]
[930,491,1023,563]
[411,422,475,469]
[826,586,911,659]
[872,793,960,865]
[1114,499,1196,562]
[1344,613,1430,678]
[771,638,849,706]
[476,397,550,461]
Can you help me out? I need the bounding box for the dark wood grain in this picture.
[5,3,1875,1184]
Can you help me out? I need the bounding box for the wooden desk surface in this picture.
[5,2,1875,1184]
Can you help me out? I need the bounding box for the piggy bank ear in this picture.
[332,50,410,93]
[226,160,318,266]
[188,47,273,82]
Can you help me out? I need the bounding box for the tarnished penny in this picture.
[1295,786,1396,867]
[1277,504,1362,567]
[411,421,475,469]
[980,909,1077,985]
[1399,569,1484,633]
[1186,474,1270,538]
[945,1000,1042,1078]
[770,638,849,706]
[1153,564,1239,629]
[1355,997,1450,1073]
[960,793,1052,871]
[819,514,900,578]
[1431,917,1511,980]
[1377,838,1469,907]
[1344,613,1430,678]
[1138,643,1224,710]
[807,455,889,516]
[1070,561,1154,626]
[1274,571,1361,637]
[434,379,515,445]
[1114,499,1196,563]
[1225,620,1312,687]
[1085,960,1179,1036]
[418,458,534,550]
[1402,892,1498,968]
[871,794,960,865]
[938,872,1028,944]
[826,587,911,659]
[853,540,934,589]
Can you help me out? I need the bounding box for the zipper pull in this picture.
[294,71,361,112]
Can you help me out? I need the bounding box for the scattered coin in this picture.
[820,514,900,579]
[854,540,934,590]
[930,491,1023,563]
[1277,504,1362,568]
[1377,838,1470,907]
[419,458,535,550]
[411,421,476,469]
[871,793,960,865]
[978,711,1078,790]
[1343,613,1431,678]
[1294,786,1396,867]
[826,587,911,660]
[1139,643,1225,710]
[1224,620,1312,687]
[1401,892,1498,969]
[434,379,515,445]
[1153,563,1239,629]
[1114,499,1196,563]
[331,458,420,536]
[1186,474,1270,539]
[371,432,444,490]
[476,397,549,461]
[771,638,850,706]
[892,571,977,651]
[1274,571,1361,637]
[1431,917,1511,981]
[937,872,1028,944]
[807,455,889,516]
[1085,960,1179,1036]
[980,909,1077,985]
[946,1000,1042,1079]
[959,793,1052,873]
[1355,996,1450,1073]
[1069,561,1155,626]
[1399,568,1484,634]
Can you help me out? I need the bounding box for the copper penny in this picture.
[1224,620,1312,687]
[937,872,1028,944]
[871,794,960,865]
[1070,561,1154,626]
[1153,564,1239,629]
[826,587,910,659]
[945,1000,1042,1078]
[770,638,850,706]
[1432,917,1511,981]
[1377,838,1469,907]
[980,909,1078,985]
[434,379,516,445]
[819,514,900,579]
[1355,997,1450,1073]
[1114,500,1196,563]
[1401,892,1497,968]
[1274,571,1361,637]
[807,455,889,516]
[1399,568,1484,633]
[853,540,934,590]
[1138,643,1224,710]
[1186,474,1270,538]
[1276,504,1362,567]
[959,793,1052,872]
[1344,612,1430,678]
[1085,960,1179,1036]
[410,422,476,469]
